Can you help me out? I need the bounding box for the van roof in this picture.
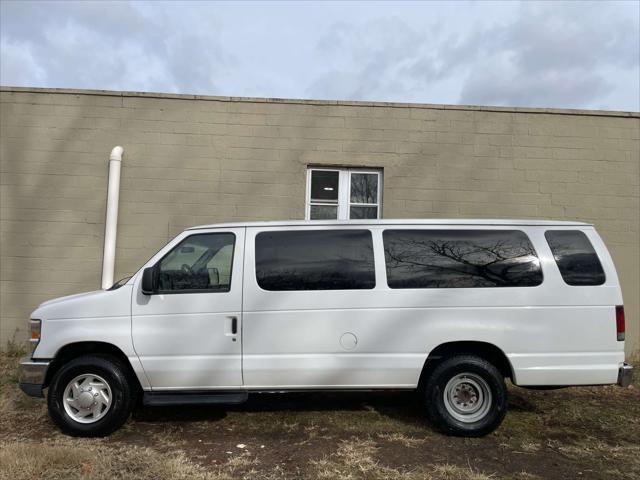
[186,219,592,230]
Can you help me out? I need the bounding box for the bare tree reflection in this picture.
[350,174,377,204]
[384,231,543,288]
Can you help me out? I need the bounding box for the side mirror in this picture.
[141,267,157,295]
[208,267,220,286]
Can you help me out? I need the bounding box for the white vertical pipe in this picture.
[101,146,124,290]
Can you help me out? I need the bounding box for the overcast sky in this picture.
[1,0,638,111]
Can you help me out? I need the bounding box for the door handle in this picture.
[228,316,238,335]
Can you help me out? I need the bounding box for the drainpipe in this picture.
[101,146,124,290]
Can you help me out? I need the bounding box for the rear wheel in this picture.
[47,355,135,437]
[424,355,507,437]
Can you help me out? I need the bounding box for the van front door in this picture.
[131,228,244,390]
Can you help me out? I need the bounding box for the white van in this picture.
[19,220,633,437]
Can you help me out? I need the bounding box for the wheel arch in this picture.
[418,341,515,390]
[44,341,142,392]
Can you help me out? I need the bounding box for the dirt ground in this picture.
[1,350,638,480]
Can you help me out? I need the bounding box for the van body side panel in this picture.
[242,306,622,388]
[242,225,624,389]
[241,309,424,388]
[30,286,151,390]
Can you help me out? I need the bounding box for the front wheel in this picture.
[47,355,135,437]
[424,355,508,437]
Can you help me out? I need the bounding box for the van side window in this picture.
[383,230,543,288]
[545,230,605,286]
[157,233,235,292]
[255,230,375,291]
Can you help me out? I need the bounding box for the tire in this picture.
[423,354,507,437]
[47,354,136,437]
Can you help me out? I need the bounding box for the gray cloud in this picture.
[0,1,229,94]
[1,1,638,111]
[307,2,639,109]
[460,68,612,109]
[307,17,446,101]
[458,2,639,107]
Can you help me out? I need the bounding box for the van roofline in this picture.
[186,219,592,231]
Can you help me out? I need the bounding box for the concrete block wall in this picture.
[1,87,638,354]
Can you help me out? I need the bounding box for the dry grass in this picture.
[311,438,491,480]
[377,431,426,448]
[1,349,639,480]
[0,442,232,480]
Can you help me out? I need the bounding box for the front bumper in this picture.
[18,357,51,397]
[618,362,634,388]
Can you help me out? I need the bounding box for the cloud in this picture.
[458,2,639,108]
[307,17,439,101]
[1,1,638,111]
[0,1,230,94]
[460,65,611,109]
[0,38,47,86]
[306,2,639,110]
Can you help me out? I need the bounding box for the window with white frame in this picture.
[306,167,382,220]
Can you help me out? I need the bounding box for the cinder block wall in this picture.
[1,87,638,354]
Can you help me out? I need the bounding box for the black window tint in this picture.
[545,230,605,286]
[384,230,542,288]
[256,230,375,291]
[310,170,339,203]
[158,233,235,292]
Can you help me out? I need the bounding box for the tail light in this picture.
[615,306,625,341]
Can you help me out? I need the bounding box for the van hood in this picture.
[38,290,106,308]
[32,286,133,321]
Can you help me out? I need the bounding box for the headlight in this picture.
[29,319,41,355]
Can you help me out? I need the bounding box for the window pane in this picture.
[310,170,339,203]
[545,231,605,286]
[310,205,338,220]
[256,230,376,290]
[350,173,378,204]
[350,206,378,219]
[158,233,235,292]
[206,244,234,287]
[384,230,542,288]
